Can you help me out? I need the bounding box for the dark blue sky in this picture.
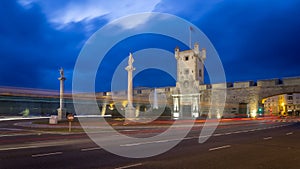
[1,0,300,92]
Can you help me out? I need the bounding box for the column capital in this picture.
[58,77,66,81]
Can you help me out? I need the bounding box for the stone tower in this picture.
[175,43,206,88]
[172,43,206,118]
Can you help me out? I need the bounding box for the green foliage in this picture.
[20,108,30,117]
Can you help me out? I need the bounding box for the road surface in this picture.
[0,119,299,169]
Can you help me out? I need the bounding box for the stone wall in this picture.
[283,77,300,86]
[2,77,300,118]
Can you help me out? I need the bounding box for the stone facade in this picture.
[2,78,300,118]
[172,43,206,118]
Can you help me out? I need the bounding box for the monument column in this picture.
[101,103,107,116]
[57,68,66,121]
[125,53,136,119]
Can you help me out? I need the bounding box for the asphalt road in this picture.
[0,119,299,169]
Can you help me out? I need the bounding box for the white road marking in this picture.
[32,151,62,158]
[286,132,293,135]
[263,137,272,140]
[0,128,24,131]
[242,130,249,133]
[198,135,210,139]
[0,145,44,151]
[121,143,141,147]
[0,133,42,138]
[115,163,143,169]
[213,133,223,136]
[232,131,242,134]
[156,140,169,143]
[209,145,231,151]
[183,136,195,140]
[121,130,138,132]
[120,124,292,147]
[0,139,90,151]
[120,136,211,147]
[120,138,181,147]
[81,147,101,151]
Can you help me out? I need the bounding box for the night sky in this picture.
[1,0,300,92]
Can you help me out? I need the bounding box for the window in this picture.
[184,69,189,75]
[184,56,189,61]
[137,90,142,94]
[288,96,293,100]
[199,69,202,77]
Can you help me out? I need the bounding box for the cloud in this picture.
[0,0,85,90]
[110,13,157,30]
[154,0,222,21]
[53,4,107,24]
[2,0,165,91]
[3,0,300,91]
[18,0,162,30]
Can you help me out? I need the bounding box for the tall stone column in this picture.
[135,104,140,117]
[192,96,199,118]
[57,68,66,121]
[125,53,136,120]
[153,88,158,109]
[101,103,107,116]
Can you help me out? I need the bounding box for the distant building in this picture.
[263,93,300,116]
